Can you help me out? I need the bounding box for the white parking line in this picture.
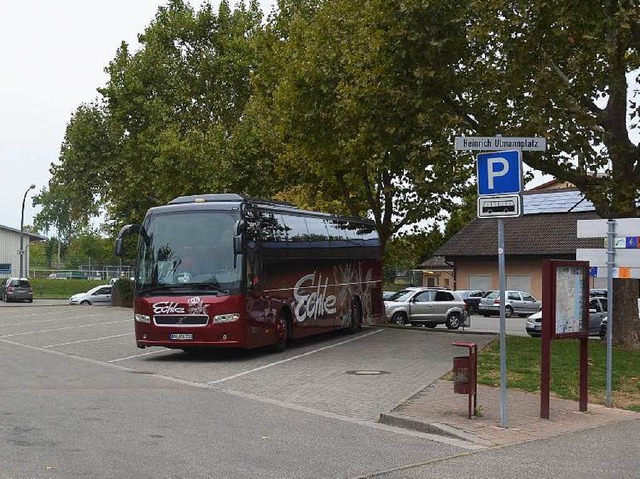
[0,319,130,338]
[108,349,171,362]
[0,311,113,327]
[208,329,384,385]
[43,333,133,348]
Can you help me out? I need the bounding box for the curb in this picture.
[379,324,499,336]
[378,412,494,447]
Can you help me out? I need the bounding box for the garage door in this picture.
[507,275,531,292]
[468,274,492,290]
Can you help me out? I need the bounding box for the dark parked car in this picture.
[590,288,607,298]
[455,289,485,314]
[0,277,33,303]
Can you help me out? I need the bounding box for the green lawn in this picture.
[30,279,108,299]
[477,336,640,411]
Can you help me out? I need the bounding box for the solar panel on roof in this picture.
[523,190,595,215]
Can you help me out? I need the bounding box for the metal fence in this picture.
[25,265,134,280]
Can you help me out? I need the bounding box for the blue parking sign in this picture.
[477,150,522,195]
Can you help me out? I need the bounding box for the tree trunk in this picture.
[612,279,640,350]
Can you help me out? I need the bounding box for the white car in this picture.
[69,285,112,305]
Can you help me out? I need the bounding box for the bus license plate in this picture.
[170,333,193,340]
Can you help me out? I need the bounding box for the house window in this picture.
[0,263,11,275]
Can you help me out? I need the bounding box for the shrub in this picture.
[111,279,134,308]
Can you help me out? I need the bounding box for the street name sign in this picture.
[455,136,547,151]
[477,150,523,196]
[577,218,640,238]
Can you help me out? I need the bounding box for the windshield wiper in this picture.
[137,282,227,296]
[188,282,228,294]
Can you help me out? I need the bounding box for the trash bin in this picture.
[453,356,471,394]
[452,341,478,418]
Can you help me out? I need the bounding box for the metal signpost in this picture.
[475,149,523,428]
[455,137,546,428]
[577,218,640,406]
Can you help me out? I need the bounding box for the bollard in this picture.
[452,341,478,419]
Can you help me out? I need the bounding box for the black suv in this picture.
[0,278,33,303]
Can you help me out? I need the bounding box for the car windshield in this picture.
[136,210,242,295]
[387,290,416,302]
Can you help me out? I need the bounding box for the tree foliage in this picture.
[34,0,272,234]
[465,0,640,347]
[255,0,476,249]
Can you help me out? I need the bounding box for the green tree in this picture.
[466,0,640,348]
[64,232,118,269]
[33,104,112,240]
[35,0,271,234]
[255,0,476,251]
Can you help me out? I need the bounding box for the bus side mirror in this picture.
[233,235,243,255]
[115,237,125,257]
[233,220,246,255]
[114,223,148,256]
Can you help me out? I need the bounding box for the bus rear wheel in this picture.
[348,299,362,333]
[272,312,290,352]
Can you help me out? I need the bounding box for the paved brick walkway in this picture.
[382,379,640,446]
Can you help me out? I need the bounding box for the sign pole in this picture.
[606,220,615,406]
[498,218,508,428]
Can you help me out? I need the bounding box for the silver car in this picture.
[479,290,541,318]
[384,288,468,329]
[69,285,112,305]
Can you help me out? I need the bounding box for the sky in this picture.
[0,0,277,233]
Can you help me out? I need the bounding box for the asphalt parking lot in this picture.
[0,302,495,422]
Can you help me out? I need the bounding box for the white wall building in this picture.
[0,225,47,278]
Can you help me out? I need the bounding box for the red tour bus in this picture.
[115,194,385,351]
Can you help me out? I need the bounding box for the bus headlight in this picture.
[214,313,240,323]
[135,313,151,323]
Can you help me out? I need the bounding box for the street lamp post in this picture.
[19,184,36,278]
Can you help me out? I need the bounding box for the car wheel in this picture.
[445,312,461,330]
[505,305,514,318]
[425,322,437,328]
[391,312,408,326]
[80,300,91,306]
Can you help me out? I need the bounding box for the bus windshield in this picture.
[136,210,242,295]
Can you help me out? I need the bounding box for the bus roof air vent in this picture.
[169,193,247,204]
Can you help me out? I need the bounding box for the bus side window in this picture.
[282,214,310,258]
[305,216,330,257]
